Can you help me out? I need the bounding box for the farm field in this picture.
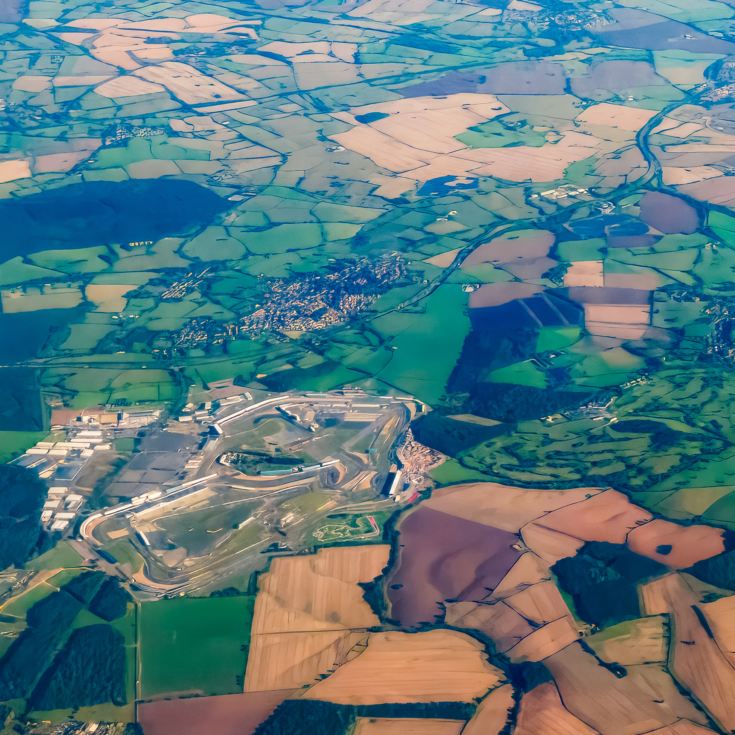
[245,546,388,692]
[300,630,503,705]
[3,0,735,731]
[139,595,254,698]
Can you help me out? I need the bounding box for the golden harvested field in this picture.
[515,682,598,735]
[584,304,651,327]
[134,62,243,105]
[1,285,83,313]
[642,574,735,731]
[332,92,645,186]
[663,166,721,186]
[301,630,503,704]
[245,630,367,692]
[332,94,510,181]
[535,489,651,543]
[446,600,533,653]
[650,106,735,205]
[521,522,585,564]
[587,616,667,666]
[423,483,600,533]
[492,551,548,597]
[576,102,657,132]
[505,616,580,663]
[546,643,708,735]
[250,545,388,635]
[564,260,604,287]
[245,546,389,692]
[354,718,465,735]
[647,723,718,735]
[463,684,513,735]
[13,75,50,92]
[86,284,136,313]
[424,248,462,268]
[505,580,570,624]
[34,150,90,173]
[701,594,735,665]
[96,75,165,98]
[60,14,258,69]
[0,159,30,183]
[455,131,601,182]
[627,520,724,568]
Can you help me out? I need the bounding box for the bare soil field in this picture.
[386,483,725,669]
[138,690,294,735]
[387,506,520,627]
[639,192,699,235]
[463,231,554,268]
[468,282,542,308]
[302,630,503,704]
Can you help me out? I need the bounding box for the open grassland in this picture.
[140,595,254,698]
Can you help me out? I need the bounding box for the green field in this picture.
[139,595,254,698]
[312,511,392,545]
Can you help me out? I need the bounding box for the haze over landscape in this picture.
[1,0,735,732]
